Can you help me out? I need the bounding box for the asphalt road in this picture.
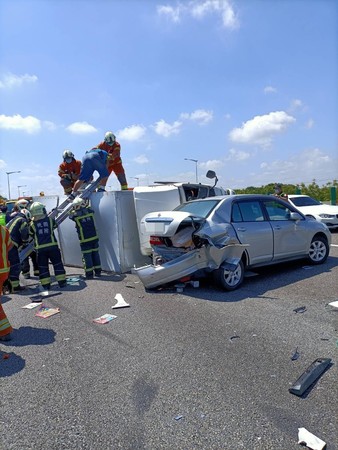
[1,233,338,450]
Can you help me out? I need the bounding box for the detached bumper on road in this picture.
[134,243,247,289]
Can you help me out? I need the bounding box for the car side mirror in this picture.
[290,212,302,221]
[206,170,218,188]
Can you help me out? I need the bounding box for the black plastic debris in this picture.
[291,347,300,361]
[289,358,332,396]
[293,306,307,313]
[229,335,240,342]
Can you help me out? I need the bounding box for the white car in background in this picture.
[288,195,338,231]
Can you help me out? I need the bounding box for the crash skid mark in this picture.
[134,243,247,289]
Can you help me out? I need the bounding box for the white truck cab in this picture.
[133,171,235,256]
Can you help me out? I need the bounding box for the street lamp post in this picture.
[184,158,198,183]
[18,185,27,197]
[6,171,21,199]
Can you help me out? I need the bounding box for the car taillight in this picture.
[149,236,162,246]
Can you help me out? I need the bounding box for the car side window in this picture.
[264,200,293,221]
[232,201,264,222]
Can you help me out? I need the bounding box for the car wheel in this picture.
[213,260,244,291]
[308,236,329,265]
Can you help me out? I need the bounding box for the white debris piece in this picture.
[298,427,326,450]
[112,293,130,309]
[328,300,338,308]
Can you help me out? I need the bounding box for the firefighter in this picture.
[72,148,109,194]
[6,198,31,223]
[274,183,288,201]
[69,198,102,279]
[9,199,39,278]
[5,208,31,292]
[0,225,13,341]
[0,203,7,226]
[29,202,66,290]
[58,150,82,195]
[96,131,128,191]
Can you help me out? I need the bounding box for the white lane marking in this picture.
[331,244,338,247]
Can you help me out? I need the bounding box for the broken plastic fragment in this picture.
[174,415,183,421]
[229,335,240,342]
[112,293,130,309]
[298,427,326,450]
[293,306,306,313]
[328,300,338,308]
[291,347,300,361]
[289,358,332,396]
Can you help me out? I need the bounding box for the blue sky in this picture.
[0,0,337,198]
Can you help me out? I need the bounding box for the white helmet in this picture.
[63,150,74,160]
[104,131,116,146]
[20,208,32,221]
[72,197,87,210]
[30,202,47,219]
[15,199,30,210]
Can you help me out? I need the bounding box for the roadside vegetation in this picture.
[235,180,338,203]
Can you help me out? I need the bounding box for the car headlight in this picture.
[319,214,335,219]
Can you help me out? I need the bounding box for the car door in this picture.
[262,199,308,259]
[231,200,273,265]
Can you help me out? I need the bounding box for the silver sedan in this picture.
[135,194,331,290]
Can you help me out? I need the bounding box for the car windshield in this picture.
[291,196,321,207]
[174,199,220,218]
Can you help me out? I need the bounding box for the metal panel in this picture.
[33,191,148,273]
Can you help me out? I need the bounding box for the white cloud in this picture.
[229,111,296,147]
[117,124,146,141]
[305,118,314,129]
[0,114,41,133]
[66,122,97,134]
[257,148,335,185]
[180,109,213,124]
[134,154,149,164]
[264,85,277,94]
[289,98,303,111]
[190,0,239,29]
[225,148,251,161]
[157,0,239,29]
[199,159,224,170]
[157,5,181,22]
[0,160,7,169]
[43,120,57,131]
[0,72,38,89]
[153,119,182,137]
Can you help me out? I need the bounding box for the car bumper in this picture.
[134,243,247,289]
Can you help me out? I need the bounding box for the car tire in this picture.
[307,235,329,265]
[213,260,244,291]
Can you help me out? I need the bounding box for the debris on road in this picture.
[174,415,183,421]
[35,305,60,319]
[229,335,240,342]
[66,276,81,284]
[298,427,326,450]
[22,302,42,309]
[93,314,117,324]
[289,358,332,396]
[112,293,130,309]
[328,300,338,308]
[291,347,300,361]
[293,306,307,313]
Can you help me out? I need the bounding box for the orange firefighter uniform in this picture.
[0,225,13,339]
[58,159,82,194]
[96,140,128,190]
